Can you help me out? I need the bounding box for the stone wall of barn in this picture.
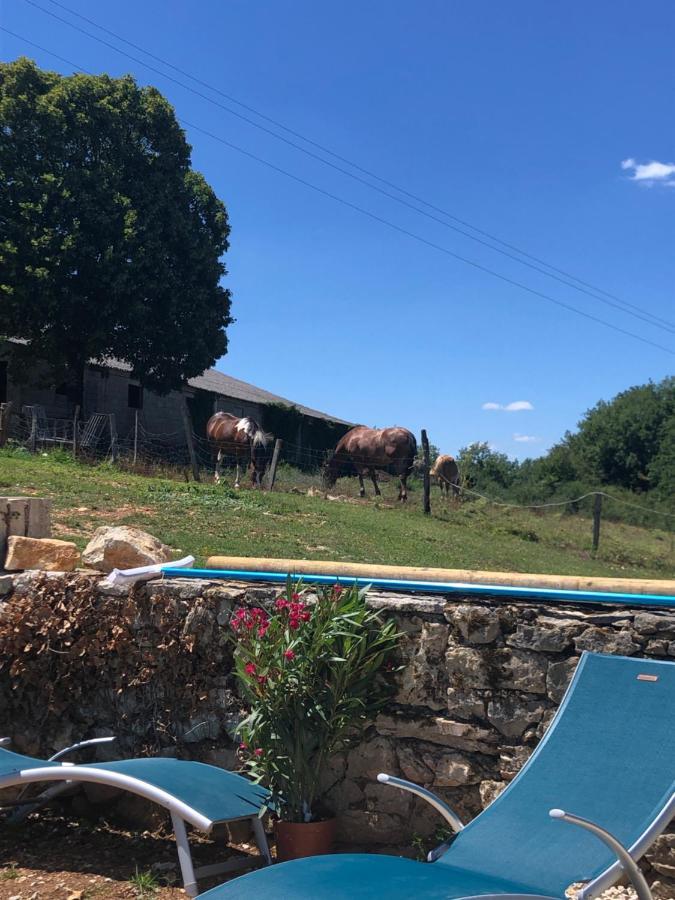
[0,572,673,883]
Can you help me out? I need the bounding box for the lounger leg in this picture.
[171,812,199,898]
[251,816,273,865]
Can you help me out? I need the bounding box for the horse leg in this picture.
[357,472,366,498]
[370,469,381,496]
[399,474,408,502]
[215,449,223,485]
[234,456,241,489]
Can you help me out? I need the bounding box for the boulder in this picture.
[4,536,80,572]
[0,574,13,596]
[82,526,173,572]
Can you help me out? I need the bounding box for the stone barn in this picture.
[0,345,351,460]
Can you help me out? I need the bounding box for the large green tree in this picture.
[566,377,674,492]
[0,58,232,405]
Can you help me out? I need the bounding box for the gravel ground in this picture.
[0,813,671,899]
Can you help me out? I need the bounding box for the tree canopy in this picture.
[456,377,674,512]
[0,58,232,404]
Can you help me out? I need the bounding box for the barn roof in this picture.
[105,357,353,426]
[3,338,352,426]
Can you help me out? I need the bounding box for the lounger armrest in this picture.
[0,738,10,747]
[48,736,116,762]
[377,773,464,833]
[549,809,653,900]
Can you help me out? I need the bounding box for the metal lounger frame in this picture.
[0,759,272,897]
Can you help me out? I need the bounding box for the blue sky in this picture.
[2,0,674,457]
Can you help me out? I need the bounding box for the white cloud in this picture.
[621,158,675,187]
[482,400,534,412]
[513,433,539,443]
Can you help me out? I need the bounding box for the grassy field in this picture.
[1,448,673,579]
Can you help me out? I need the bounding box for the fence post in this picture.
[179,394,201,482]
[72,405,80,459]
[133,409,139,466]
[29,408,38,453]
[109,414,119,463]
[267,438,283,491]
[421,429,431,515]
[592,492,602,554]
[0,401,13,448]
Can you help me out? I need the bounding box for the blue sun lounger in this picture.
[201,652,675,900]
[0,740,271,897]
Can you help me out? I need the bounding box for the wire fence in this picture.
[2,406,674,559]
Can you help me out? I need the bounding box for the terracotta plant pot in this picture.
[275,817,336,861]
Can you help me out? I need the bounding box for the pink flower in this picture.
[283,649,295,661]
[289,618,300,630]
[239,742,248,750]
[257,675,267,685]
[275,598,289,610]
[245,662,256,675]
[292,592,301,601]
[332,585,343,598]
[254,748,263,757]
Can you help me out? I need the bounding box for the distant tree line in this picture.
[455,377,674,527]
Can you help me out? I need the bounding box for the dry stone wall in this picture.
[0,572,673,883]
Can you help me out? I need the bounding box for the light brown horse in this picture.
[431,454,460,498]
[323,426,417,501]
[206,413,272,488]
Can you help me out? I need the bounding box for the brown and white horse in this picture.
[323,426,417,501]
[431,454,460,498]
[206,413,272,488]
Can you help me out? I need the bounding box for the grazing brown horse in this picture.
[206,413,272,488]
[431,454,460,498]
[324,426,417,501]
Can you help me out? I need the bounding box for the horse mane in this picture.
[236,416,272,448]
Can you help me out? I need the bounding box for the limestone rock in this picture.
[335,808,408,844]
[376,714,499,754]
[496,648,547,694]
[507,621,581,653]
[445,645,492,689]
[546,657,579,703]
[4,536,80,572]
[487,694,547,738]
[633,613,675,638]
[499,745,531,781]
[0,574,13,596]
[646,833,675,879]
[346,736,397,782]
[445,604,501,644]
[397,744,478,787]
[574,627,641,656]
[447,686,486,719]
[396,622,449,710]
[479,779,506,808]
[82,526,173,573]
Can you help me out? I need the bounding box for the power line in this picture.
[22,0,675,336]
[3,27,675,358]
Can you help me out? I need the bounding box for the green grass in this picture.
[129,867,159,898]
[1,448,673,579]
[0,863,19,881]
